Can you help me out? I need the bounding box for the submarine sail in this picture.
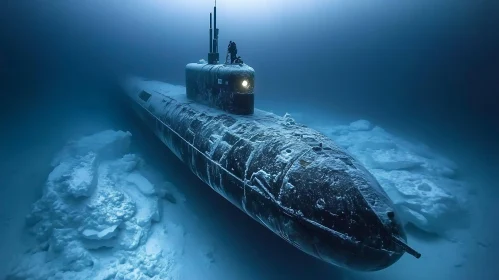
[186,4,255,115]
[120,3,420,272]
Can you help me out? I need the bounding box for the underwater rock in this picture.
[349,119,373,131]
[158,181,186,205]
[366,148,425,171]
[376,170,468,233]
[63,152,98,198]
[109,153,145,174]
[51,130,132,166]
[81,168,136,230]
[161,190,177,204]
[126,172,156,196]
[81,224,119,240]
[60,241,95,272]
[50,228,76,247]
[8,130,178,279]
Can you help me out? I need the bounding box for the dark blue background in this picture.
[0,1,498,279]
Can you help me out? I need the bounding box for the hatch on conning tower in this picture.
[185,3,256,115]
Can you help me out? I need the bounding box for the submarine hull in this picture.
[121,76,408,271]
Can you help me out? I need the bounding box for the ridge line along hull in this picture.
[121,77,407,271]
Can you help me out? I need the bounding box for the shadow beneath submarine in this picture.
[405,223,442,243]
[114,92,347,280]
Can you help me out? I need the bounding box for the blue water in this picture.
[1,0,498,279]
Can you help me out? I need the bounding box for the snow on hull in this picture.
[121,77,412,271]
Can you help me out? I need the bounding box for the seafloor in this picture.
[0,88,496,280]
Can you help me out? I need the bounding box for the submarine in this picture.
[121,4,421,271]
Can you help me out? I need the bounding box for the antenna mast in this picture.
[208,1,219,64]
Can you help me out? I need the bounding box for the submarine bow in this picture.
[121,77,420,271]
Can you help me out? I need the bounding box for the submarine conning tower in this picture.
[185,3,255,115]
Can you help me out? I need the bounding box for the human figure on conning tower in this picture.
[228,41,238,63]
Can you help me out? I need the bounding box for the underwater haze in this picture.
[1,0,498,279]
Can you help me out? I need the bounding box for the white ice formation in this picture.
[320,120,470,235]
[7,130,179,280]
